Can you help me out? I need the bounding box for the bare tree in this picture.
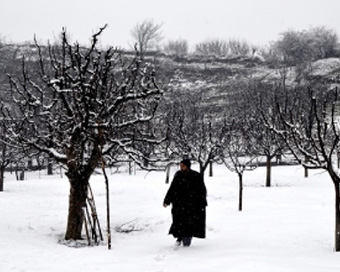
[0,123,11,191]
[219,83,260,210]
[129,113,168,168]
[0,51,23,191]
[194,38,253,57]
[165,91,224,181]
[263,84,340,251]
[130,19,163,54]
[163,39,188,56]
[195,39,228,57]
[220,119,258,211]
[0,26,163,240]
[228,39,251,56]
[0,119,27,190]
[255,83,287,186]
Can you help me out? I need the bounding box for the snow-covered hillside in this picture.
[1,164,340,272]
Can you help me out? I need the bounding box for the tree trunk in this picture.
[266,155,271,187]
[304,167,309,178]
[335,182,340,251]
[128,161,133,175]
[143,157,149,168]
[103,163,111,250]
[199,162,205,183]
[209,161,213,177]
[47,159,53,175]
[0,166,4,192]
[19,170,25,180]
[304,156,309,178]
[65,171,89,240]
[328,169,340,251]
[238,172,243,211]
[27,159,33,169]
[165,164,171,184]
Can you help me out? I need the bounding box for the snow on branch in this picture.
[1,26,164,175]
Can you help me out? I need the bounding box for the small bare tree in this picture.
[130,19,163,54]
[0,123,10,191]
[163,39,188,56]
[228,39,251,56]
[195,39,228,57]
[220,119,258,211]
[220,82,260,211]
[0,81,23,190]
[255,83,287,186]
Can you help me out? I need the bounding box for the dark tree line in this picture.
[130,20,339,64]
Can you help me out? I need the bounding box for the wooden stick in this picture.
[88,185,104,241]
[83,207,91,246]
[85,199,97,243]
[101,157,111,250]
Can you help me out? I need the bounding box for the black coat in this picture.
[164,169,207,239]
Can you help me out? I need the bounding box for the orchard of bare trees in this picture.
[1,22,340,252]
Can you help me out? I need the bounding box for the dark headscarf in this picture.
[180,159,191,169]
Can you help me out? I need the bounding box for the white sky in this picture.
[1,0,340,50]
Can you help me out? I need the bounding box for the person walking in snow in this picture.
[163,159,207,247]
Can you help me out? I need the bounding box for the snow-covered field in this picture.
[1,164,340,272]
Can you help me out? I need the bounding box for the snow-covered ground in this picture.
[1,164,340,272]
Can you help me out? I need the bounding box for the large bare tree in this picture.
[263,84,340,251]
[0,26,163,240]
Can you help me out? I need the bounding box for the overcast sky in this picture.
[1,0,340,49]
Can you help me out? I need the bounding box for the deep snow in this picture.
[1,164,340,272]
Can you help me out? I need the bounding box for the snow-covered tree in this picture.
[218,83,260,210]
[165,90,224,180]
[0,122,11,191]
[0,26,163,240]
[219,118,258,211]
[0,83,24,190]
[264,84,340,251]
[255,82,287,186]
